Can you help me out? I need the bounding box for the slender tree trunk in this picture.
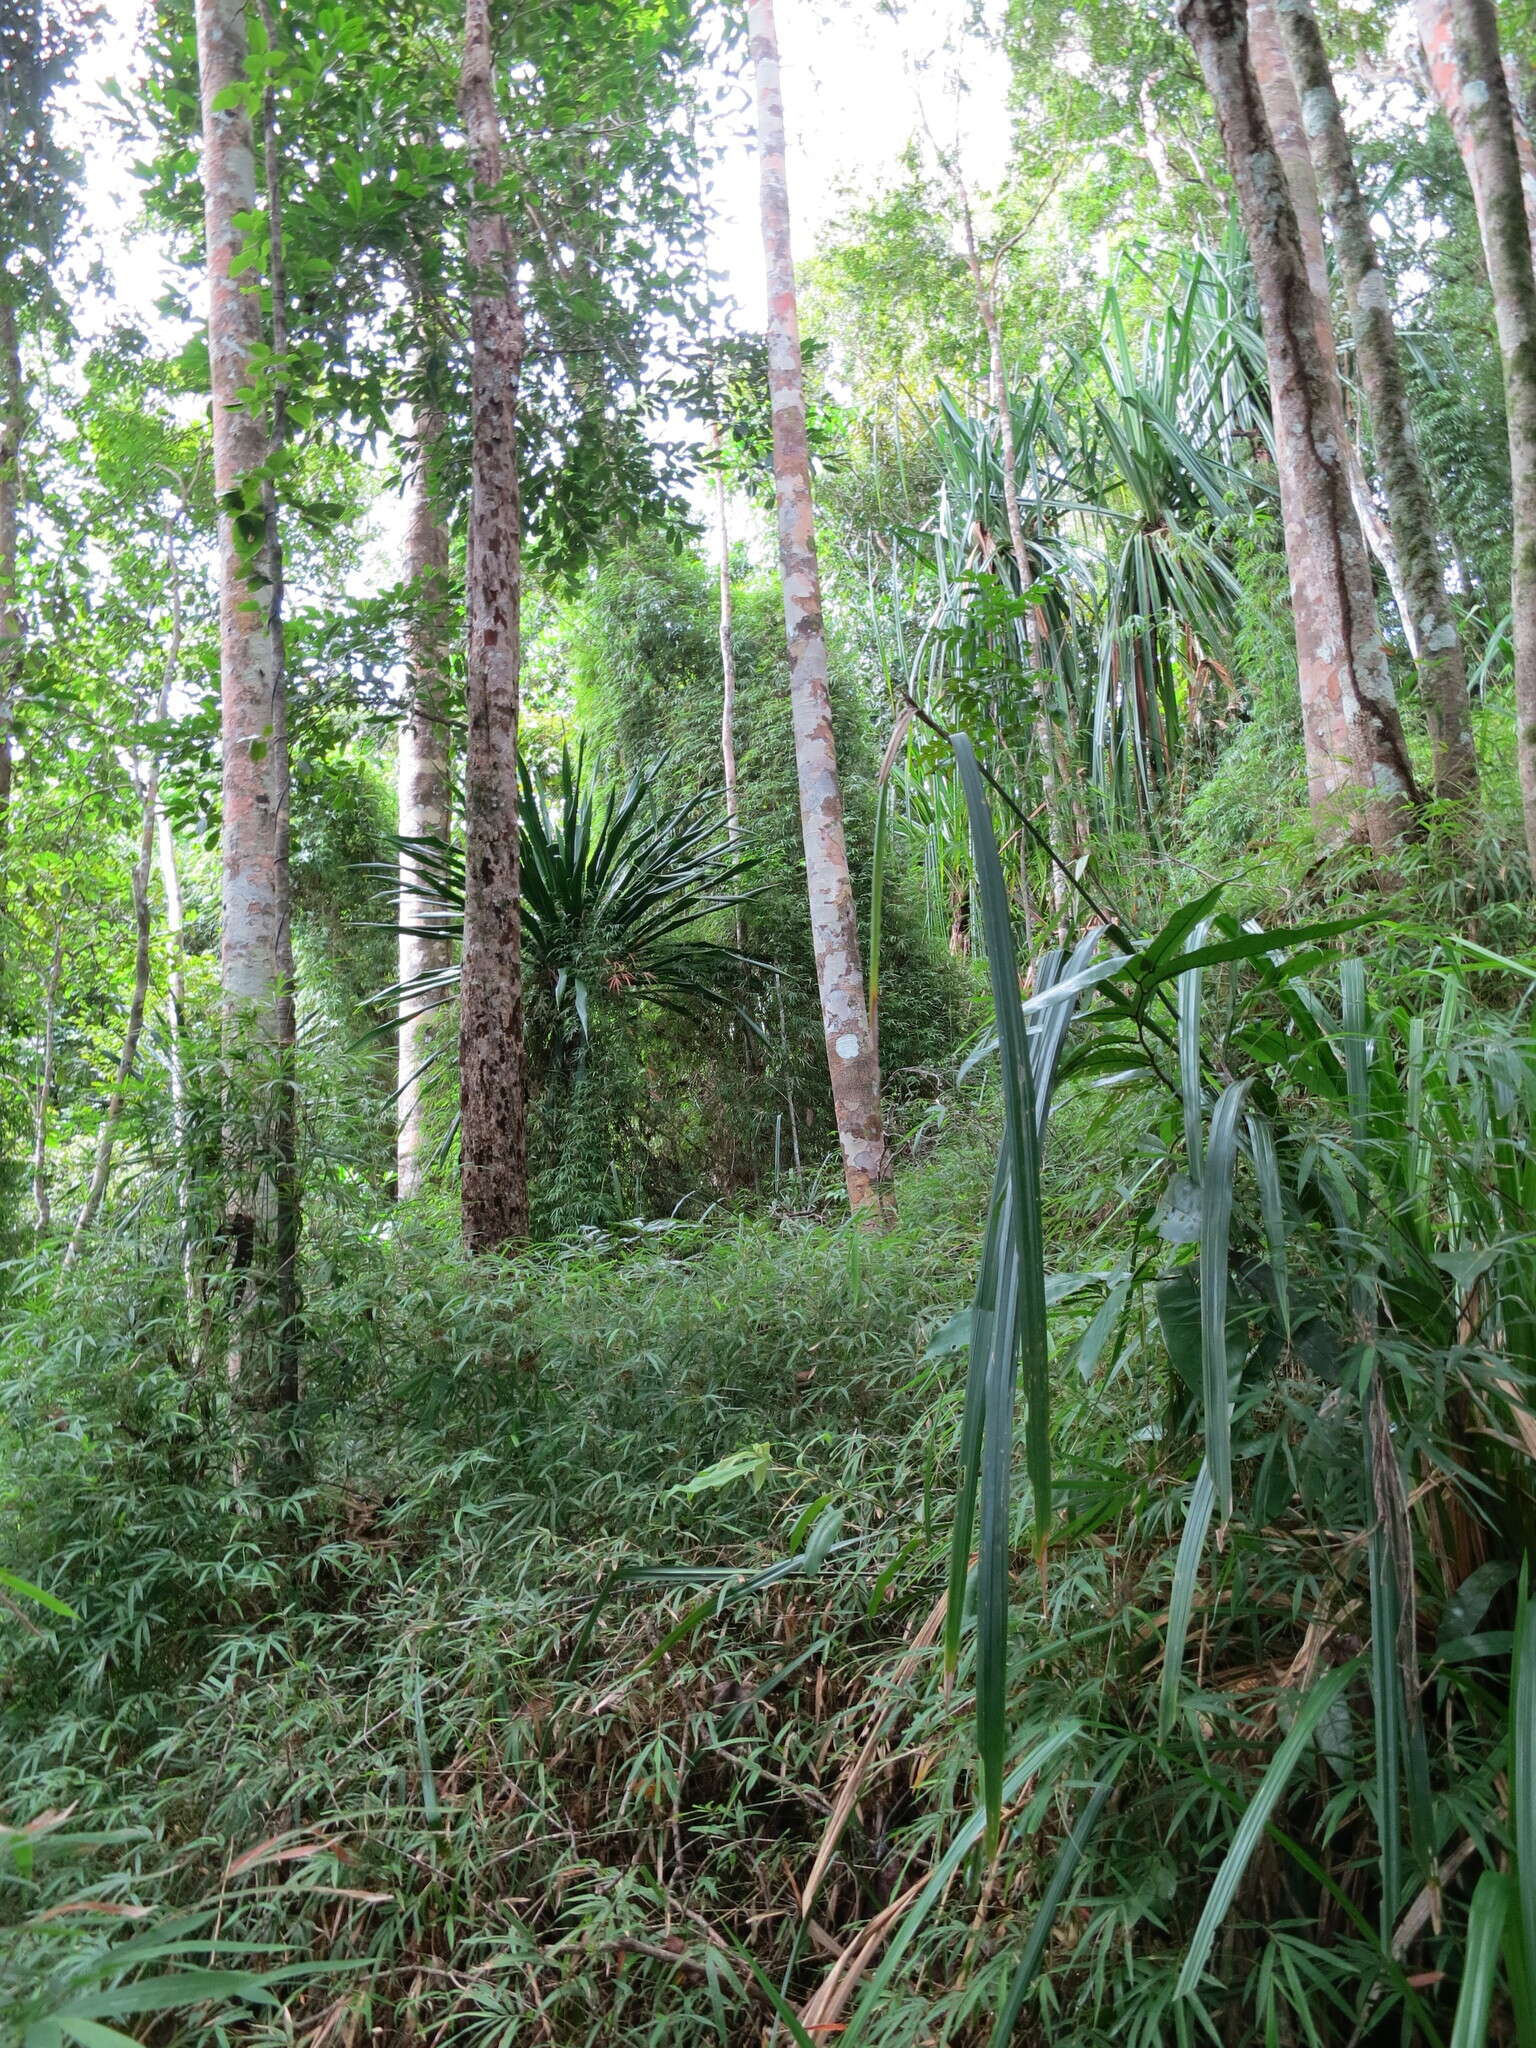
[397,403,453,1198]
[255,0,300,1415]
[747,0,887,1217]
[457,0,528,1251]
[158,815,187,1141]
[1276,0,1480,804]
[195,0,298,1409]
[156,812,194,1285]
[31,921,62,1232]
[0,299,21,934]
[66,530,182,1267]
[1180,0,1420,853]
[65,740,163,1265]
[712,424,741,849]
[1448,0,1536,880]
[713,425,746,955]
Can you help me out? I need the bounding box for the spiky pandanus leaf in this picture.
[369,744,766,1086]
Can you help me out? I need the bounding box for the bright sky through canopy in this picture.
[69,0,1011,346]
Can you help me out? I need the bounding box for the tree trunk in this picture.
[1419,0,1536,252]
[197,0,291,1029]
[457,0,528,1251]
[65,739,163,1265]
[195,0,298,1411]
[747,0,887,1218]
[712,424,741,850]
[156,810,195,1302]
[1276,0,1480,805]
[66,538,182,1268]
[1448,0,1536,880]
[31,921,62,1232]
[397,403,453,1198]
[713,425,746,956]
[0,299,21,934]
[1247,0,1421,649]
[1180,0,1420,853]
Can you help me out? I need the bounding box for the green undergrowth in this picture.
[4,919,1536,2045]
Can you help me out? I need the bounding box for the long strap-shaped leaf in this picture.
[1175,1661,1357,2001]
[1158,1459,1216,1738]
[1201,1077,1252,1523]
[1177,920,1210,1184]
[948,733,1060,1850]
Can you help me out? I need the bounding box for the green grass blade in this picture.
[1201,1078,1252,1522]
[1245,1110,1290,1341]
[0,1568,78,1619]
[1340,956,1372,1153]
[944,1151,1009,1679]
[1177,919,1211,1183]
[953,733,1051,1851]
[55,2024,150,2048]
[1159,1460,1215,1737]
[1175,1661,1357,1999]
[987,1766,1122,2045]
[977,1228,1023,1844]
[1450,1870,1513,2048]
[1366,1395,1402,1941]
[411,1672,440,1823]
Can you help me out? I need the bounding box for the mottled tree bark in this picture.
[1276,0,1479,804]
[1247,0,1420,650]
[1180,0,1420,852]
[197,0,291,1027]
[1448,0,1536,880]
[195,0,298,1415]
[1419,0,1536,253]
[397,404,453,1198]
[457,0,528,1250]
[747,0,887,1216]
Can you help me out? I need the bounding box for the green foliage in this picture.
[572,540,966,1167]
[376,738,764,1225]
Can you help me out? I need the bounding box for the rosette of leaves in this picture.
[375,742,765,1093]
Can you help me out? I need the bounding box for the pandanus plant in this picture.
[882,239,1269,897]
[376,743,763,1102]
[1081,248,1264,818]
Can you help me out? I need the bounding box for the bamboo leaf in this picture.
[987,1766,1122,2045]
[1175,1662,1357,1999]
[1177,921,1210,1185]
